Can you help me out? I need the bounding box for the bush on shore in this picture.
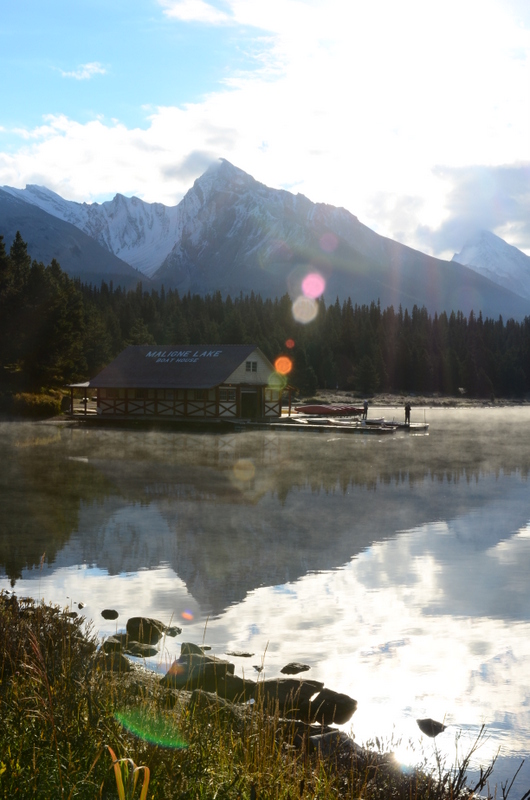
[0,391,64,418]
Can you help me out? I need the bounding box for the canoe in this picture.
[294,404,364,416]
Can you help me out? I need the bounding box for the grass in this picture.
[0,591,527,800]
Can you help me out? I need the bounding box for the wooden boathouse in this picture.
[71,344,282,420]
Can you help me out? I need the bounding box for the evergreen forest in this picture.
[1,233,530,399]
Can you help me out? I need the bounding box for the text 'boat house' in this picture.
[71,344,282,420]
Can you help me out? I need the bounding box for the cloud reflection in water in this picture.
[1,408,530,791]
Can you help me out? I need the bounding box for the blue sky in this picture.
[1,0,530,258]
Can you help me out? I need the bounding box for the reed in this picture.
[0,591,526,800]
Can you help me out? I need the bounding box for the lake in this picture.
[1,406,530,794]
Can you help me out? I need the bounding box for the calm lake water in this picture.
[1,407,530,794]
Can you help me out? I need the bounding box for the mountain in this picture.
[1,184,179,278]
[452,230,530,300]
[0,189,145,289]
[2,161,530,320]
[153,160,529,319]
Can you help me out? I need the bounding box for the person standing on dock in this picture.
[404,402,411,425]
[363,400,368,420]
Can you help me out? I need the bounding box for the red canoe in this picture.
[294,404,364,416]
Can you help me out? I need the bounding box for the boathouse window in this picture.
[264,389,279,401]
[246,360,257,372]
[135,389,148,399]
[220,388,236,402]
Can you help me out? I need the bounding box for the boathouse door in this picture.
[240,390,259,419]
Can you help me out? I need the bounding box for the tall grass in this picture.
[0,592,526,800]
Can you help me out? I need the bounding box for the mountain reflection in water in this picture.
[1,406,530,794]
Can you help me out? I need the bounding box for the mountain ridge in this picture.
[2,160,529,320]
[0,188,144,288]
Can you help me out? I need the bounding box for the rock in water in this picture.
[281,662,311,675]
[416,718,446,737]
[126,617,164,645]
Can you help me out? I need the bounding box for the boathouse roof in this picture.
[87,344,269,389]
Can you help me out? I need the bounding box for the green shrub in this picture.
[11,392,63,418]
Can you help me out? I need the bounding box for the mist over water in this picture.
[1,407,530,792]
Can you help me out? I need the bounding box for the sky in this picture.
[1,0,530,260]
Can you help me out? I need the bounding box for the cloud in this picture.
[2,0,530,260]
[60,62,106,80]
[158,0,232,24]
[163,150,218,181]
[413,163,530,257]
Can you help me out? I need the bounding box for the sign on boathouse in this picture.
[83,344,281,420]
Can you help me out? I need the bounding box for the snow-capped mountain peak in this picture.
[1,183,182,277]
[452,230,530,300]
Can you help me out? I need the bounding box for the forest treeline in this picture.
[1,232,530,398]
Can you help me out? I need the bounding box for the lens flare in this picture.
[115,708,187,749]
[274,356,292,375]
[319,232,338,253]
[269,239,293,262]
[268,372,287,390]
[285,338,295,349]
[181,610,194,621]
[301,272,326,299]
[233,458,256,483]
[292,295,318,324]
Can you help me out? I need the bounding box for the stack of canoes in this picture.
[293,404,364,416]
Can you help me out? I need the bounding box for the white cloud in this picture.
[60,62,106,81]
[414,163,530,258]
[158,0,232,24]
[59,62,106,80]
[2,0,530,256]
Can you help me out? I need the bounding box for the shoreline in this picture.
[296,390,530,409]
[1,392,529,427]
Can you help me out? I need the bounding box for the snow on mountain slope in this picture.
[155,159,340,293]
[152,161,530,322]
[1,184,181,277]
[452,231,530,300]
[3,163,529,319]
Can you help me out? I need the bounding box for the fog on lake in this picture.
[1,406,530,793]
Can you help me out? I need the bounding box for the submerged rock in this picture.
[226,651,254,658]
[281,662,311,675]
[416,718,446,737]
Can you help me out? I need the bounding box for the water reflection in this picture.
[1,407,530,793]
